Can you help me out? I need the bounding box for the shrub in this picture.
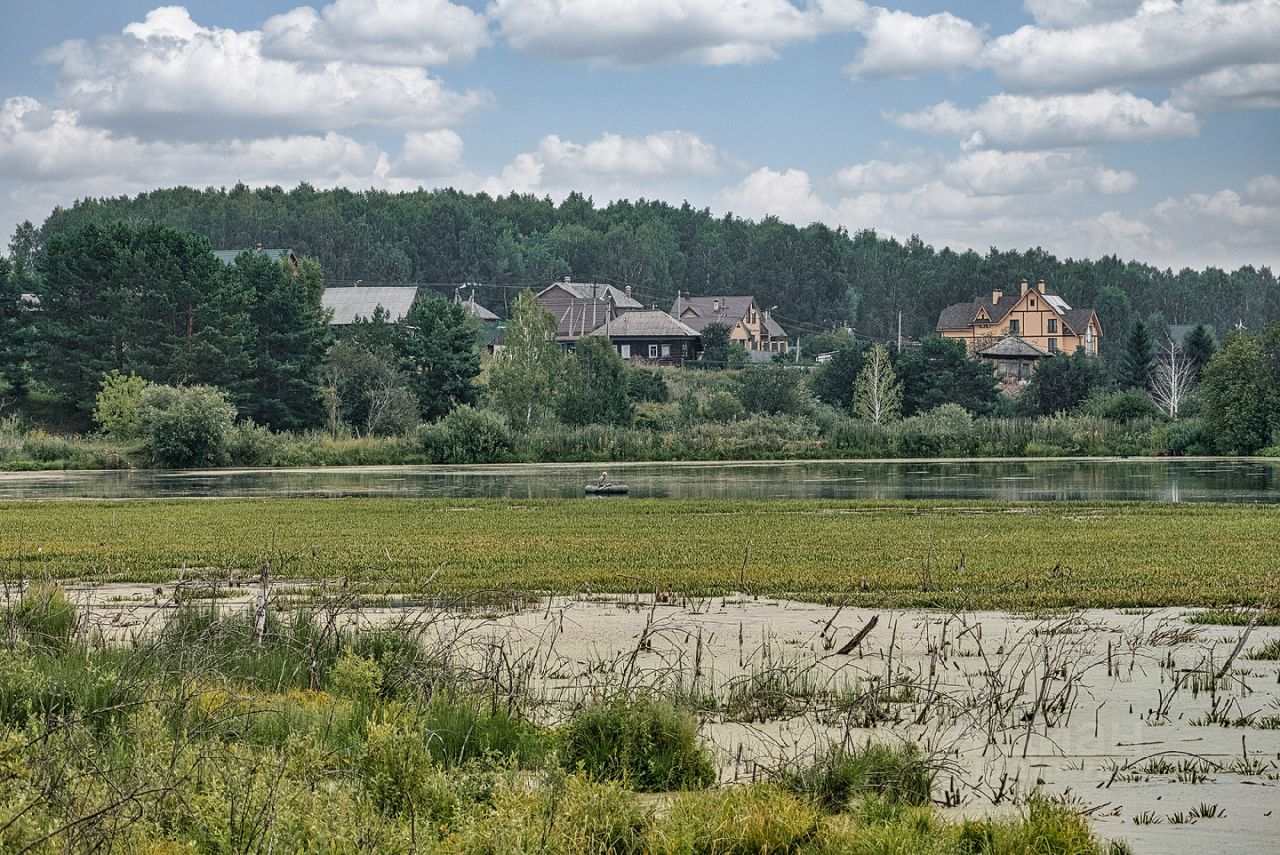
[225,420,286,466]
[421,406,513,464]
[9,584,78,648]
[891,404,976,457]
[1082,389,1163,422]
[140,384,237,468]
[93,370,150,438]
[627,369,670,403]
[782,741,934,810]
[560,696,715,791]
[734,367,807,416]
[650,785,819,854]
[703,390,746,423]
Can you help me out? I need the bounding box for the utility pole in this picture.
[897,312,902,352]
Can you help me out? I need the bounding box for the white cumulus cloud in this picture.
[887,90,1200,150]
[845,9,985,80]
[262,0,491,66]
[42,6,489,140]
[719,167,829,223]
[943,150,1136,196]
[1172,63,1280,114]
[490,0,870,67]
[1021,0,1143,29]
[989,0,1280,92]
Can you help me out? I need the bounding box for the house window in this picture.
[648,344,659,359]
[619,344,631,359]
[1048,318,1058,333]
[1030,298,1036,308]
[661,344,671,357]
[1009,319,1020,335]
[1048,338,1059,353]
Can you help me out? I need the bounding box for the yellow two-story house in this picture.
[936,279,1103,364]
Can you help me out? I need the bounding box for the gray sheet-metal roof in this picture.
[587,310,700,339]
[539,281,643,309]
[213,247,296,265]
[322,286,419,325]
[978,336,1052,358]
[763,315,788,338]
[460,299,499,321]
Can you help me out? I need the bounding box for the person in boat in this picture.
[597,470,610,488]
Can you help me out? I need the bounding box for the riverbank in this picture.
[2,498,1276,609]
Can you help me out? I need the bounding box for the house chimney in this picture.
[1037,279,1047,294]
[255,242,263,252]
[624,285,632,300]
[992,289,1003,304]
[564,275,571,283]
[713,298,721,312]
[1019,279,1029,296]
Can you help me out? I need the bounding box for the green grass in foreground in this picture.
[2,499,1277,609]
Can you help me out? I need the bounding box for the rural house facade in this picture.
[587,310,702,365]
[936,279,1103,360]
[537,278,644,344]
[670,295,790,354]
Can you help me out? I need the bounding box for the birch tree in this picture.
[854,343,902,425]
[487,290,563,429]
[1149,338,1197,419]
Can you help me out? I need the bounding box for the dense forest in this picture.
[22,184,1280,343]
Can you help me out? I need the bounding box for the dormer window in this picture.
[1030,298,1036,308]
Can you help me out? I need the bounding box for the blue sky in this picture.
[1,0,1277,270]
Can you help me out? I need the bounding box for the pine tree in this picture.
[239,254,332,430]
[1182,324,1216,380]
[399,295,482,422]
[0,257,35,398]
[1117,318,1154,390]
[854,343,902,425]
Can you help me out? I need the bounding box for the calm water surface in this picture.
[0,459,1277,502]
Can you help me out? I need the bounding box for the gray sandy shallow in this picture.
[66,583,1280,854]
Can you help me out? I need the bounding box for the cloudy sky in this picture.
[1,0,1277,270]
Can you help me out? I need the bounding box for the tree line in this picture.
[18,183,1280,344]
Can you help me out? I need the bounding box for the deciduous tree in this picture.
[854,344,901,425]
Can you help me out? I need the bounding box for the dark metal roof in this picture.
[978,336,1052,358]
[671,295,757,332]
[1063,308,1101,337]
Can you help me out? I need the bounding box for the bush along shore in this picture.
[0,585,1131,853]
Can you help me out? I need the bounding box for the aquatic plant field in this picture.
[1,498,1277,609]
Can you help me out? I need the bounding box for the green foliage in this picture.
[487,289,564,429]
[627,368,670,403]
[240,254,332,430]
[560,696,716,791]
[1020,349,1104,416]
[0,257,35,397]
[8,584,78,649]
[320,336,417,437]
[1199,330,1279,454]
[1182,324,1217,379]
[810,345,866,411]
[895,336,1000,416]
[1116,317,1155,390]
[734,367,806,416]
[703,390,746,423]
[700,322,748,369]
[37,221,255,414]
[891,404,977,457]
[420,405,514,463]
[92,371,151,438]
[400,294,483,421]
[558,335,634,426]
[651,785,820,854]
[1081,389,1164,422]
[139,384,237,468]
[783,741,934,810]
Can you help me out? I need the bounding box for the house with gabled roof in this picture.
[536,277,644,344]
[586,310,702,365]
[670,295,789,354]
[936,279,1103,360]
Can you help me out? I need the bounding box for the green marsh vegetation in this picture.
[1,498,1276,610]
[0,585,1132,853]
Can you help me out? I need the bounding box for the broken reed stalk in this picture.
[836,614,879,655]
